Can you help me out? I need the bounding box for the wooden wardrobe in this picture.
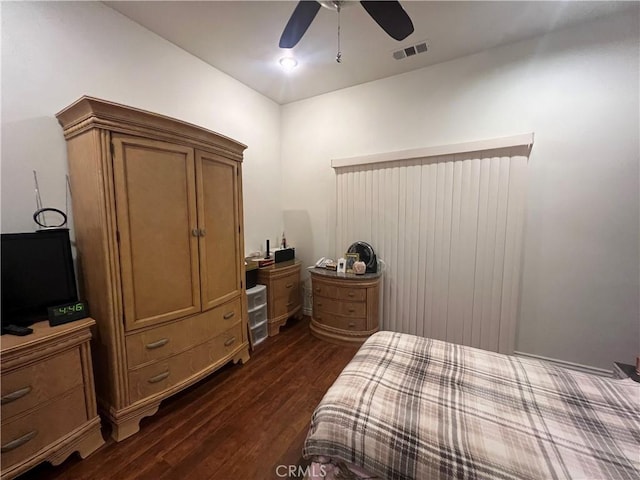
[56,97,250,441]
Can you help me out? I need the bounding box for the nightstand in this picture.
[257,260,302,336]
[612,362,640,383]
[310,268,381,344]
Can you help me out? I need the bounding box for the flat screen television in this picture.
[1,229,78,327]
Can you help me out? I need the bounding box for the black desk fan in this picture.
[347,241,377,273]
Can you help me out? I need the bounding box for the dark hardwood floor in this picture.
[18,317,359,480]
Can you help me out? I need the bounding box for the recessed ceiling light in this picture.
[279,56,298,71]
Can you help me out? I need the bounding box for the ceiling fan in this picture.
[279,1,415,49]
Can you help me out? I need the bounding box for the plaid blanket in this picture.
[303,331,640,479]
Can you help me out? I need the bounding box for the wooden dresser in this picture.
[0,319,104,480]
[310,268,381,344]
[257,261,302,336]
[57,97,250,441]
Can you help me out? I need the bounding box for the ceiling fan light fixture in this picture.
[279,56,299,71]
[280,1,415,51]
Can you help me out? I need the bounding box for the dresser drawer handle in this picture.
[286,283,293,289]
[224,337,236,347]
[348,308,355,313]
[1,386,32,405]
[316,302,322,307]
[1,430,37,453]
[223,312,235,320]
[148,371,170,384]
[348,322,356,328]
[348,292,355,297]
[315,287,321,292]
[286,301,294,307]
[145,338,169,350]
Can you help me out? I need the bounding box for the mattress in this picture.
[303,331,640,479]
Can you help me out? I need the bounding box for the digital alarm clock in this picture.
[48,300,89,326]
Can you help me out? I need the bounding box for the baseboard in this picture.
[514,351,612,377]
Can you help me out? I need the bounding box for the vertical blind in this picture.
[334,141,530,354]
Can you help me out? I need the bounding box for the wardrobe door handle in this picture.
[1,386,32,405]
[148,371,170,384]
[145,338,169,350]
[1,430,38,453]
[224,337,236,347]
[200,229,207,237]
[223,312,235,320]
[192,228,199,237]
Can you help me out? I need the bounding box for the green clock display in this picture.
[48,300,89,326]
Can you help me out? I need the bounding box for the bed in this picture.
[303,331,640,479]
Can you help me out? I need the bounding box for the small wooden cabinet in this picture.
[0,319,104,480]
[257,261,302,336]
[310,268,381,344]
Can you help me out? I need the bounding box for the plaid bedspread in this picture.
[303,331,640,479]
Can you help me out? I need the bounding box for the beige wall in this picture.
[2,3,638,370]
[280,12,640,370]
[1,1,282,255]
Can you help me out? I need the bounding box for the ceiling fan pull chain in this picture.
[336,2,342,63]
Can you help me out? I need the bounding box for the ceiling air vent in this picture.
[393,41,428,60]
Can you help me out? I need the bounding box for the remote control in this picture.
[2,325,34,336]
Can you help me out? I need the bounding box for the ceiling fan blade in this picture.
[360,1,414,41]
[279,1,322,48]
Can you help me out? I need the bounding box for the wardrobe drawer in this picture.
[313,312,367,332]
[128,323,243,403]
[1,386,87,470]
[126,297,242,368]
[1,348,83,420]
[313,297,366,318]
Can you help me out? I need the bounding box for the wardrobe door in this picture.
[196,151,243,310]
[112,134,201,331]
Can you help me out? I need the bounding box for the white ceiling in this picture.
[104,1,636,105]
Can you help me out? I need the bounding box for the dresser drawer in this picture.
[273,290,300,318]
[273,273,299,300]
[336,287,366,302]
[126,297,242,368]
[313,312,368,332]
[313,297,366,318]
[312,281,338,299]
[272,275,300,317]
[128,323,243,403]
[1,348,83,420]
[1,386,87,469]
